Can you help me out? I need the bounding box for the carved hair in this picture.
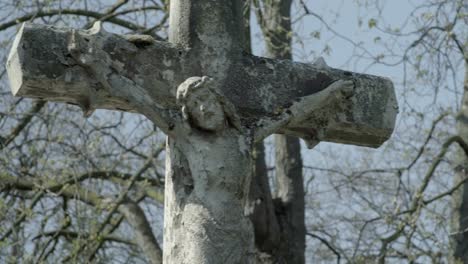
[176,77,211,106]
[176,76,241,130]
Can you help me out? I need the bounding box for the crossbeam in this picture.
[7,23,397,147]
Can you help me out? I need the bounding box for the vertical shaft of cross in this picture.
[163,1,256,263]
[169,0,244,79]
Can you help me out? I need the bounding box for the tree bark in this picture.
[243,1,282,258]
[257,1,306,263]
[249,142,281,254]
[274,136,305,264]
[119,200,163,264]
[452,61,468,263]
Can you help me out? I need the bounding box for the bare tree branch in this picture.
[306,232,341,264]
[0,7,162,33]
[0,100,45,150]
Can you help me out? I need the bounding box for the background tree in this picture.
[250,0,305,263]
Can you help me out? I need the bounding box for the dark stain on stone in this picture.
[343,71,352,76]
[184,184,194,195]
[242,50,252,56]
[244,54,271,67]
[103,41,116,53]
[301,72,334,96]
[133,41,152,49]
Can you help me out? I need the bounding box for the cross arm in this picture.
[225,55,398,148]
[6,23,184,134]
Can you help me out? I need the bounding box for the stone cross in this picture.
[6,1,397,263]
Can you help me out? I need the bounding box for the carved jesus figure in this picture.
[165,77,255,263]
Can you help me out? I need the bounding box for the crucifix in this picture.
[6,1,397,263]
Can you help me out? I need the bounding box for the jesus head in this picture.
[176,76,226,132]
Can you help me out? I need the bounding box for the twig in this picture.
[306,232,341,264]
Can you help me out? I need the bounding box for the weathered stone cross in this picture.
[6,1,397,263]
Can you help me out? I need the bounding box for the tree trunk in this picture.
[260,1,306,263]
[452,61,468,263]
[118,200,163,264]
[274,136,305,263]
[243,0,282,258]
[250,142,281,255]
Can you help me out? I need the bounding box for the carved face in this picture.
[185,87,225,131]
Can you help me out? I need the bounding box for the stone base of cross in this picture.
[6,1,397,262]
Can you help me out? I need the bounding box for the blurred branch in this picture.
[35,229,135,245]
[85,154,153,250]
[405,112,451,170]
[0,100,45,150]
[251,0,265,35]
[298,0,375,60]
[118,200,163,264]
[378,135,468,262]
[306,232,341,264]
[0,156,164,263]
[0,7,162,33]
[34,207,72,262]
[0,191,44,241]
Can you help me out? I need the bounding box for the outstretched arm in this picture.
[7,22,185,136]
[236,53,397,148]
[67,22,180,135]
[254,79,355,142]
